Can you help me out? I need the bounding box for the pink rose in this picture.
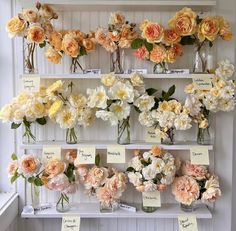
[63,183,77,194]
[150,45,166,63]
[142,22,164,43]
[134,45,149,60]
[182,161,208,180]
[96,187,114,204]
[46,173,70,191]
[18,154,40,177]
[7,161,18,177]
[76,165,88,183]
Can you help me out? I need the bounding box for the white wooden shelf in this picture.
[21,73,213,80]
[21,203,212,219]
[20,141,213,150]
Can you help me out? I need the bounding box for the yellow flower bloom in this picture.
[48,99,63,118]
[6,16,26,38]
[46,80,64,99]
[159,101,171,111]
[45,47,62,64]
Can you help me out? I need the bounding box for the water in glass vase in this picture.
[66,127,77,144]
[22,121,36,144]
[31,184,40,209]
[161,128,174,145]
[56,193,70,213]
[142,204,158,213]
[23,39,37,74]
[110,48,125,74]
[180,202,198,212]
[117,117,130,145]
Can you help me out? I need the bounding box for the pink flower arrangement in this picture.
[181,161,208,180]
[46,173,70,191]
[134,45,149,60]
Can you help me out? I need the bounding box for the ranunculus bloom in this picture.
[134,45,149,60]
[6,16,26,38]
[181,161,208,180]
[198,16,220,42]
[142,22,164,43]
[172,175,200,205]
[27,25,46,44]
[169,7,197,36]
[46,173,70,191]
[150,45,166,63]
[7,161,18,176]
[150,145,162,157]
[62,32,79,57]
[45,47,62,64]
[163,29,181,45]
[44,159,66,178]
[65,149,77,164]
[18,154,40,177]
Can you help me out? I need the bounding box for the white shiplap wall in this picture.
[1,0,236,230]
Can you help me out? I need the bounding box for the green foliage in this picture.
[143,40,153,52]
[11,153,18,160]
[180,36,196,45]
[36,117,47,125]
[160,85,176,101]
[79,46,87,56]
[11,122,21,129]
[126,167,135,172]
[39,41,46,48]
[146,88,158,96]
[10,172,19,184]
[131,38,144,49]
[95,154,100,167]
[34,177,44,186]
[65,164,75,183]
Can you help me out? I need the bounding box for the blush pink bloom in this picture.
[134,45,149,60]
[18,154,40,177]
[96,187,115,204]
[63,183,77,194]
[46,173,70,191]
[182,161,208,180]
[172,175,200,205]
[7,161,18,177]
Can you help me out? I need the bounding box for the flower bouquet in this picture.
[127,146,176,212]
[172,161,221,212]
[95,12,138,73]
[131,20,183,73]
[6,2,58,73]
[169,7,233,72]
[184,60,235,144]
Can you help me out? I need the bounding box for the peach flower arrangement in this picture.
[172,161,221,206]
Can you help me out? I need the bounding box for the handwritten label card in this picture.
[75,146,96,165]
[190,146,209,165]
[107,145,126,163]
[61,216,81,231]
[178,215,198,231]
[192,75,212,90]
[145,127,161,143]
[42,145,61,163]
[142,191,161,207]
[22,76,40,93]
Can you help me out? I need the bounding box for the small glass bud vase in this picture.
[153,62,169,74]
[66,127,78,144]
[161,128,174,145]
[22,121,36,144]
[31,184,40,209]
[70,57,84,73]
[180,202,198,212]
[100,201,118,213]
[56,193,70,213]
[117,117,130,145]
[142,204,158,213]
[110,48,125,74]
[23,39,37,74]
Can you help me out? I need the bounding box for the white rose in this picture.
[129,156,143,171]
[130,73,144,87]
[151,157,165,174]
[215,59,234,80]
[174,113,192,130]
[109,101,130,121]
[138,111,155,127]
[160,174,174,185]
[95,110,118,126]
[218,99,235,112]
[87,86,108,109]
[143,180,156,192]
[134,94,155,112]
[143,151,152,161]
[127,172,142,187]
[184,94,202,116]
[219,86,235,100]
[142,165,156,180]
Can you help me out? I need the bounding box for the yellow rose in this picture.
[27,25,45,44]
[6,16,26,38]
[110,12,125,25]
[184,83,195,94]
[46,80,64,99]
[0,104,13,122]
[140,20,149,31]
[101,73,116,87]
[62,33,79,57]
[45,47,62,64]
[82,38,95,53]
[32,101,46,118]
[169,7,197,36]
[22,9,38,23]
[48,31,62,51]
[16,92,30,104]
[163,28,181,46]
[217,16,233,41]
[198,16,220,42]
[159,101,170,111]
[48,99,63,118]
[168,100,182,114]
[165,47,177,63]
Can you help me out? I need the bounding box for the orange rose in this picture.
[163,29,181,45]
[44,159,66,177]
[19,155,40,177]
[169,7,197,36]
[27,25,45,44]
[7,161,18,176]
[217,16,233,41]
[142,21,164,43]
[172,43,183,57]
[6,16,26,38]
[22,9,38,23]
[198,16,220,42]
[150,45,166,63]
[82,38,95,52]
[62,33,79,57]
[49,31,62,51]
[150,145,162,157]
[95,28,107,45]
[65,149,77,164]
[165,47,177,63]
[108,31,121,42]
[45,47,62,64]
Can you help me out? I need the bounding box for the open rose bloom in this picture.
[172,160,221,205]
[127,146,176,193]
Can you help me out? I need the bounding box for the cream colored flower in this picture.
[0,104,13,122]
[174,113,192,130]
[45,47,62,64]
[130,73,144,87]
[46,80,64,100]
[48,99,63,118]
[22,9,38,23]
[215,60,234,80]
[31,100,46,118]
[127,172,142,187]
[27,25,45,44]
[134,94,155,112]
[87,86,108,109]
[199,118,209,129]
[101,73,116,87]
[96,110,118,126]
[56,107,77,129]
[168,100,182,114]
[109,101,130,121]
[110,12,125,25]
[62,32,79,58]
[68,93,87,108]
[138,111,155,127]
[6,16,26,38]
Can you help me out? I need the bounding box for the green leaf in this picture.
[11,122,21,129]
[28,176,35,183]
[161,90,166,98]
[196,15,203,24]
[39,41,46,48]
[23,118,31,127]
[146,88,157,96]
[95,154,100,167]
[11,153,18,161]
[180,36,196,46]
[126,167,135,172]
[167,85,176,97]
[10,172,19,184]
[36,117,47,125]
[79,46,87,56]
[209,41,213,48]
[34,177,44,186]
[134,106,141,114]
[144,39,153,52]
[141,159,149,166]
[131,38,144,49]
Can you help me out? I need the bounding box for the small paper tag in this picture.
[142,191,161,207]
[145,127,161,143]
[127,69,147,74]
[61,216,81,231]
[190,146,209,165]
[42,145,61,163]
[170,69,190,74]
[21,75,40,93]
[75,146,96,165]
[192,75,212,90]
[178,215,198,231]
[119,203,136,212]
[83,69,101,75]
[107,145,126,163]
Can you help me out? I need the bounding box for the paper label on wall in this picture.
[145,127,161,143]
[21,75,40,93]
[75,146,96,165]
[61,216,81,231]
[107,145,126,163]
[192,75,212,90]
[190,146,209,165]
[42,145,61,163]
[178,215,198,231]
[142,191,161,207]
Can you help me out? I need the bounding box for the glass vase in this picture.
[23,39,37,74]
[142,204,158,213]
[110,47,125,74]
[22,121,36,144]
[197,111,212,145]
[161,128,174,145]
[193,44,207,73]
[70,57,84,73]
[31,184,40,209]
[117,117,130,145]
[66,127,77,144]
[100,202,114,213]
[56,193,70,213]
[153,62,169,74]
[180,202,198,212]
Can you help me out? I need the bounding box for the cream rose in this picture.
[22,9,38,23]
[6,16,26,38]
[45,47,62,64]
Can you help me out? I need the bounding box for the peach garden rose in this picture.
[181,161,208,180]
[150,45,166,63]
[45,47,62,64]
[142,21,164,43]
[18,154,40,177]
[6,16,26,38]
[163,28,181,46]
[27,25,46,44]
[44,159,66,178]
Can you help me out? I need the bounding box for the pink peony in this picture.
[46,173,70,191]
[96,187,115,204]
[172,175,200,205]
[182,161,208,180]
[63,183,77,194]
[134,45,149,60]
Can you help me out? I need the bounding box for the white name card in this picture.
[145,127,161,143]
[61,216,81,231]
[74,146,96,165]
[142,191,161,207]
[178,215,198,231]
[22,75,40,93]
[192,75,212,90]
[42,145,61,163]
[190,146,209,165]
[107,145,126,163]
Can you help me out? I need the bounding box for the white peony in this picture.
[138,111,155,127]
[174,113,192,130]
[143,180,157,192]
[56,107,77,129]
[95,110,118,126]
[109,101,130,121]
[134,94,155,112]
[184,94,202,116]
[127,172,142,187]
[215,59,234,80]
[129,156,143,171]
[218,99,235,112]
[142,165,157,180]
[87,86,108,109]
[219,86,235,100]
[151,157,165,174]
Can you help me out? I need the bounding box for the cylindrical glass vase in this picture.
[161,128,174,145]
[22,121,36,144]
[117,117,130,145]
[180,202,198,212]
[110,47,125,74]
[193,44,207,73]
[23,39,37,74]
[31,184,40,209]
[56,193,70,213]
[66,127,78,144]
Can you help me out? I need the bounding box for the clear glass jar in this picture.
[22,121,36,144]
[153,62,169,74]
[70,57,84,73]
[193,44,207,73]
[66,127,78,144]
[117,117,130,145]
[180,202,198,212]
[56,193,70,213]
[31,184,40,209]
[110,47,125,74]
[161,128,174,145]
[142,204,158,213]
[23,38,37,74]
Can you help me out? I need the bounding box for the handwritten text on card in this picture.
[75,146,96,165]
[178,215,198,231]
[192,75,212,90]
[145,127,161,143]
[142,191,161,207]
[22,76,40,93]
[107,145,126,163]
[190,146,209,165]
[42,145,61,163]
[61,216,81,231]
